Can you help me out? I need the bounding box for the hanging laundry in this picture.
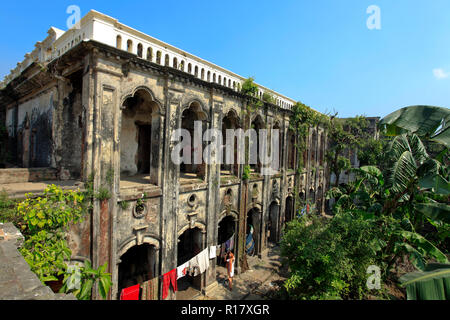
[188,255,200,277]
[246,231,255,255]
[225,239,231,251]
[162,269,177,300]
[141,281,147,300]
[216,245,221,257]
[149,277,159,300]
[209,246,216,259]
[225,233,235,251]
[120,284,140,300]
[220,245,226,259]
[141,278,159,300]
[197,248,210,274]
[177,262,189,280]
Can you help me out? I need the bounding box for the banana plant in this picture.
[399,263,450,300]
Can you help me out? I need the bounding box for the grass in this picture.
[0,190,21,225]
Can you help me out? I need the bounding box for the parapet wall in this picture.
[0,222,76,300]
[0,168,58,184]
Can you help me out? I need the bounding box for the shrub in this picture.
[280,213,381,299]
[14,185,111,299]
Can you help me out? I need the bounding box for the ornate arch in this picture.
[222,107,241,124]
[250,113,265,128]
[247,202,262,214]
[272,119,281,129]
[177,221,207,237]
[271,198,281,206]
[120,85,164,114]
[117,234,160,262]
[181,98,210,121]
[218,209,239,223]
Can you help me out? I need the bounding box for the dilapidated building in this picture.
[0,10,329,300]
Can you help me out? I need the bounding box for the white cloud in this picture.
[433,68,449,79]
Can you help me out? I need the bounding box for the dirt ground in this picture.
[200,243,288,300]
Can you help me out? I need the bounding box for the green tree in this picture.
[326,116,369,187]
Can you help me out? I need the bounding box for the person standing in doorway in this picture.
[226,250,235,291]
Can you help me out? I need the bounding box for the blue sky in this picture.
[0,0,449,118]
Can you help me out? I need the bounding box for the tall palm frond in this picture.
[388,151,417,199]
[385,134,431,199]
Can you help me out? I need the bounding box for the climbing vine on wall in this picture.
[289,102,330,171]
[240,77,263,115]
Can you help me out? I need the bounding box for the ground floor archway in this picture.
[117,243,157,300]
[217,215,237,266]
[176,227,204,299]
[284,196,294,224]
[246,207,261,256]
[267,201,280,244]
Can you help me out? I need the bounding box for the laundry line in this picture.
[120,236,235,300]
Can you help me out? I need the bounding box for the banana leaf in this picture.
[418,173,450,195]
[399,230,448,265]
[399,264,450,300]
[379,105,450,147]
[415,202,450,224]
[379,105,450,136]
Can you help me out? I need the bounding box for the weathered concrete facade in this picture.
[0,11,329,300]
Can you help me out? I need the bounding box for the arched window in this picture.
[194,66,198,77]
[223,77,227,86]
[188,63,192,74]
[147,47,153,61]
[218,75,222,84]
[233,81,236,90]
[137,43,143,58]
[228,79,231,87]
[156,51,161,64]
[173,57,178,69]
[116,35,122,49]
[180,102,208,180]
[213,73,216,83]
[164,54,170,66]
[207,71,211,82]
[127,39,133,53]
[180,60,185,71]
[201,68,205,80]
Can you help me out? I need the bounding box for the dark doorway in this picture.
[268,202,279,243]
[217,216,235,266]
[285,196,294,223]
[246,208,261,256]
[177,228,203,299]
[137,124,151,174]
[118,244,156,300]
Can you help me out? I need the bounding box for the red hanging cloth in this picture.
[120,284,140,300]
[162,269,178,299]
